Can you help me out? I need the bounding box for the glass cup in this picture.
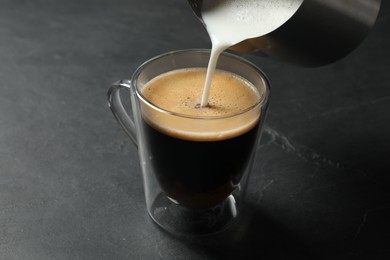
[107,49,270,237]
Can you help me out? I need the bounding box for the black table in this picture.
[1,0,389,259]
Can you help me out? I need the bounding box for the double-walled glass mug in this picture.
[107,49,270,237]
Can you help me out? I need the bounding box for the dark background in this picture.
[0,0,389,259]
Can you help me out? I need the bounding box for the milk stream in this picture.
[200,0,303,107]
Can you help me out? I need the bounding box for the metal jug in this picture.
[189,0,382,67]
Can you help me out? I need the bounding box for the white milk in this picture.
[200,0,303,107]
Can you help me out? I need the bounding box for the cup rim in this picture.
[132,49,270,120]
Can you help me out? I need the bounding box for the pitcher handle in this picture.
[107,80,138,147]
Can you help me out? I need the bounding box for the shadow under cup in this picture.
[109,50,270,236]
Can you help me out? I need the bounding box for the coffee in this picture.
[139,68,264,208]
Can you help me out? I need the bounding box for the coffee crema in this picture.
[140,68,263,141]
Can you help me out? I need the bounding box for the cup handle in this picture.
[107,80,138,147]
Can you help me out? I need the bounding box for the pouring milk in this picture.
[200,0,303,107]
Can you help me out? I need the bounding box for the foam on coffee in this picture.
[140,68,263,141]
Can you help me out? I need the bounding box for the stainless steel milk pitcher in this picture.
[189,0,382,67]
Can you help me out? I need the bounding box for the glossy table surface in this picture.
[1,0,389,259]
